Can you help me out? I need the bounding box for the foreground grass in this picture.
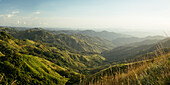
[82,52,170,85]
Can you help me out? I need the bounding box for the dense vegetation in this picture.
[0,31,84,84]
[84,54,170,85]
[112,36,164,46]
[102,38,170,62]
[82,47,170,85]
[0,27,169,85]
[0,31,106,84]
[50,30,130,40]
[13,28,114,53]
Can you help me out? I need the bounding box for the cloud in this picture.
[0,11,20,18]
[7,14,14,18]
[24,22,26,25]
[0,15,5,17]
[12,11,20,14]
[33,12,40,14]
[0,14,14,18]
[17,20,20,24]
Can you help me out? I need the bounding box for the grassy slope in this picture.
[0,54,69,85]
[102,38,170,63]
[2,31,105,71]
[0,31,83,84]
[13,28,114,53]
[19,39,105,73]
[0,31,108,84]
[83,51,170,85]
[1,27,169,85]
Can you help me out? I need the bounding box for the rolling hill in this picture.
[82,52,170,85]
[112,36,165,46]
[0,26,169,85]
[13,28,114,53]
[0,31,83,85]
[50,30,130,41]
[102,38,170,62]
[0,31,108,84]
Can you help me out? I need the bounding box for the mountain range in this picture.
[0,26,169,85]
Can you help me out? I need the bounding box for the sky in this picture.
[0,0,170,36]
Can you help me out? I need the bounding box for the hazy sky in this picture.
[0,0,170,36]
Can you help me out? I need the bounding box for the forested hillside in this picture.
[0,31,108,84]
[50,30,130,40]
[1,0,170,84]
[0,27,169,85]
[2,28,114,53]
[112,36,165,46]
[102,38,170,62]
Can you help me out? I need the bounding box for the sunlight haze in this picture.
[0,0,170,36]
[0,0,170,85]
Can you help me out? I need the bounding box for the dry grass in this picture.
[0,74,4,83]
[82,44,170,85]
[0,74,17,85]
[11,80,17,85]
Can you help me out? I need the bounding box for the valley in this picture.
[0,27,169,85]
[1,0,170,84]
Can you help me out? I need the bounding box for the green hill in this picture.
[13,28,114,53]
[102,38,170,62]
[49,30,130,41]
[82,52,170,85]
[0,27,18,35]
[0,27,169,85]
[112,36,164,46]
[0,31,83,85]
[0,31,107,84]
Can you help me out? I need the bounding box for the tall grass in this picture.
[81,42,170,85]
[0,74,4,83]
[0,74,17,85]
